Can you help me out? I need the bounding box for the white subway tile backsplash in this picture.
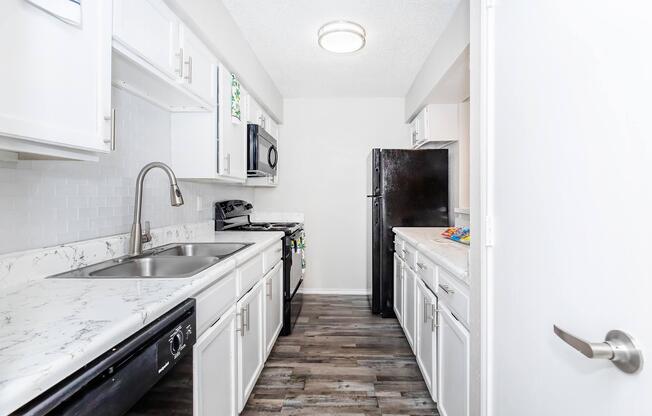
[0,88,253,255]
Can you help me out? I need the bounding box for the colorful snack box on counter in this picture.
[441,227,470,245]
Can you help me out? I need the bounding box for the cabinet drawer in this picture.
[415,253,437,293]
[394,237,404,254]
[262,241,283,274]
[195,271,237,336]
[403,243,418,271]
[238,254,264,297]
[437,268,470,329]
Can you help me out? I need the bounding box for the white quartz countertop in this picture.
[0,230,283,415]
[393,227,470,283]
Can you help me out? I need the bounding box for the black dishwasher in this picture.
[13,300,196,416]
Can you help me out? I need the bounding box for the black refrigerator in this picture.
[366,148,449,317]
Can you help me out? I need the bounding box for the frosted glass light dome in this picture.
[318,21,366,54]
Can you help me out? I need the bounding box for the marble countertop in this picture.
[0,229,283,415]
[393,227,470,283]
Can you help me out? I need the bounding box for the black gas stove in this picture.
[232,222,302,234]
[215,200,304,336]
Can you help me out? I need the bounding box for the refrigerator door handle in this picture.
[366,195,382,198]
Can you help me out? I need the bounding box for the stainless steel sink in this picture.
[149,242,251,258]
[48,242,252,279]
[88,257,220,278]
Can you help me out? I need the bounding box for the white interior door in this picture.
[485,2,652,415]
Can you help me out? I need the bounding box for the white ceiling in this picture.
[221,0,461,98]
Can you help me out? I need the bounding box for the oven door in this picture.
[289,231,304,296]
[247,124,278,177]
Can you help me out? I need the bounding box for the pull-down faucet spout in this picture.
[129,162,184,256]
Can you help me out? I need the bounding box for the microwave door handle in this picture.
[268,145,278,168]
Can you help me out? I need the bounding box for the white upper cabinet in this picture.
[0,0,112,160]
[246,95,278,138]
[179,24,216,104]
[112,0,215,110]
[170,64,246,183]
[113,0,180,79]
[218,68,247,181]
[410,104,460,146]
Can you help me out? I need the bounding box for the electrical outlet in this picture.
[196,196,204,211]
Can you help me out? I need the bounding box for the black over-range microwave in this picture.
[247,124,278,177]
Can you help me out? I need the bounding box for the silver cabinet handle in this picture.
[267,279,272,298]
[431,306,440,331]
[237,308,245,337]
[184,55,193,83]
[423,298,430,324]
[104,108,117,151]
[553,325,643,374]
[417,262,427,270]
[439,284,454,294]
[225,153,231,174]
[175,48,184,78]
[401,248,408,259]
[245,303,250,331]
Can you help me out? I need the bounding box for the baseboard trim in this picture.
[299,288,371,296]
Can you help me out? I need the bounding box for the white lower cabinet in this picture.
[403,266,416,350]
[437,304,470,416]
[394,233,470,415]
[416,278,438,400]
[236,280,265,412]
[193,305,238,416]
[264,261,284,358]
[393,254,404,325]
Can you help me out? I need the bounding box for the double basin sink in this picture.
[50,243,252,279]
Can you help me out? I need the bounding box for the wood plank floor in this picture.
[242,295,439,415]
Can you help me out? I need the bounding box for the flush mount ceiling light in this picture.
[318,21,366,54]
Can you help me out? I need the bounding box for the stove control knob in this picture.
[170,331,184,355]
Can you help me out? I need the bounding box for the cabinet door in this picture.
[438,304,470,416]
[218,64,246,180]
[180,25,216,104]
[393,254,404,325]
[0,0,111,152]
[246,95,264,125]
[237,280,264,412]
[113,0,180,79]
[264,261,284,357]
[416,278,438,400]
[403,266,416,352]
[193,305,238,416]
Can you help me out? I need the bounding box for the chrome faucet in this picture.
[129,162,184,256]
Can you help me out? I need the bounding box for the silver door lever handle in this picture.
[553,325,643,374]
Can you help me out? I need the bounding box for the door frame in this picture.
[469,1,494,416]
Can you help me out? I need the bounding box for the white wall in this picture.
[165,0,283,122]
[405,0,470,120]
[253,98,408,293]
[0,88,253,254]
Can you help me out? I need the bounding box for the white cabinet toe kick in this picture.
[393,233,469,416]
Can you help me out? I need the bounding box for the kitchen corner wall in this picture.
[253,98,409,294]
[0,88,253,255]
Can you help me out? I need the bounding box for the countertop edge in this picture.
[392,227,469,283]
